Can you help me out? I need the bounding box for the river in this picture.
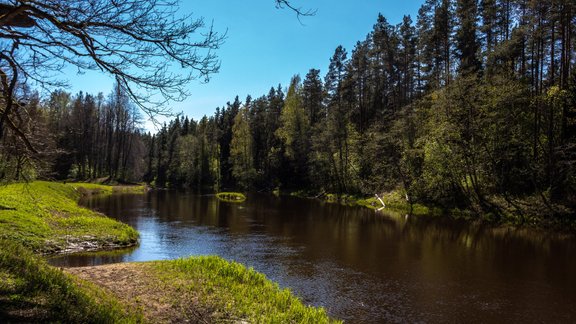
[49,191,576,323]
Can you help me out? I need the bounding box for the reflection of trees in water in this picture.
[85,191,576,293]
[73,191,576,323]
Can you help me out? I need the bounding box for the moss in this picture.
[0,181,139,253]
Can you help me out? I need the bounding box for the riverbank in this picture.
[0,239,143,322]
[291,189,576,233]
[0,181,336,322]
[67,257,336,323]
[290,190,434,215]
[0,181,139,253]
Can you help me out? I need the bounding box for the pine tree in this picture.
[370,14,401,114]
[302,69,324,126]
[399,15,417,105]
[433,0,453,85]
[264,85,284,189]
[324,46,353,192]
[346,40,372,133]
[218,96,242,189]
[455,0,482,74]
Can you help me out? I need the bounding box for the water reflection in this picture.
[49,191,576,323]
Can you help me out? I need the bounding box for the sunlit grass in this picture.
[216,192,247,203]
[356,191,431,216]
[297,190,432,216]
[69,182,147,196]
[0,239,143,322]
[0,181,339,322]
[0,181,138,253]
[153,256,339,323]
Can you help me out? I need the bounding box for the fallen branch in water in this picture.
[375,194,386,211]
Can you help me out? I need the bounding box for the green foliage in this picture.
[276,75,310,159]
[276,75,312,188]
[0,239,142,322]
[230,106,256,190]
[153,256,338,323]
[107,0,576,224]
[69,182,147,196]
[455,0,481,73]
[0,181,138,252]
[216,192,247,203]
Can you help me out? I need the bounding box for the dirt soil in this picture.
[66,263,210,323]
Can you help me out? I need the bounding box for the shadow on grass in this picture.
[0,295,52,322]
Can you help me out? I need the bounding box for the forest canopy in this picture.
[1,0,576,225]
[139,0,576,224]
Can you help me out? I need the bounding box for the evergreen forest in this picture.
[2,0,576,224]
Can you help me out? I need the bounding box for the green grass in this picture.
[152,256,339,323]
[356,191,432,216]
[68,182,147,196]
[0,181,334,322]
[0,181,138,253]
[0,239,143,323]
[216,192,247,203]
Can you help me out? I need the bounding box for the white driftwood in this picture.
[375,194,386,211]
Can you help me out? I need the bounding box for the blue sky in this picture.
[65,0,424,127]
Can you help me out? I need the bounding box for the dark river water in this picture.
[49,191,576,323]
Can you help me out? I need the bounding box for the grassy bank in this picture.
[290,190,434,216]
[0,181,139,253]
[68,257,338,323]
[0,239,142,322]
[2,247,337,323]
[1,181,337,322]
[310,190,576,232]
[152,256,336,323]
[69,182,148,197]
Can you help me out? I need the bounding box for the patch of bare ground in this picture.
[66,263,211,323]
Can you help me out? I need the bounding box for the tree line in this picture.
[1,0,575,221]
[145,0,576,220]
[0,84,145,182]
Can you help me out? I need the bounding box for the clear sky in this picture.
[65,0,425,128]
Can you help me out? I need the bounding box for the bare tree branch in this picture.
[0,0,225,120]
[274,0,317,18]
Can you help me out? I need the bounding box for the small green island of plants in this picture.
[216,192,247,203]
